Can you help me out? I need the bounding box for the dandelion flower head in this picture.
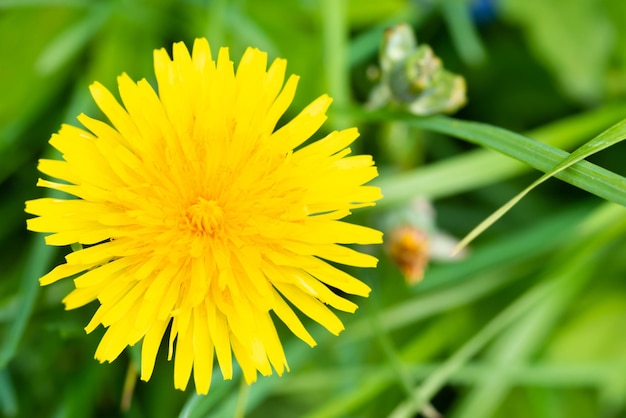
[25,38,383,394]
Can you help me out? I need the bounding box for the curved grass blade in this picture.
[370,103,626,207]
[350,108,626,209]
[352,108,626,247]
[455,116,626,251]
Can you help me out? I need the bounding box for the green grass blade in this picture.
[321,0,352,131]
[228,6,279,55]
[407,115,626,206]
[440,0,486,65]
[386,203,626,418]
[454,247,597,416]
[300,204,589,418]
[455,116,626,251]
[396,104,626,203]
[0,238,56,368]
[0,369,17,416]
[35,2,111,75]
[350,104,626,207]
[387,279,561,418]
[0,0,89,7]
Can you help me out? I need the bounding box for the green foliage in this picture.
[501,0,626,102]
[3,0,626,417]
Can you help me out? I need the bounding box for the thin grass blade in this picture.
[455,117,626,251]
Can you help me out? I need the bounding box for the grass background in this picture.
[2,0,626,417]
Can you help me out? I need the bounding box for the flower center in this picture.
[184,197,224,235]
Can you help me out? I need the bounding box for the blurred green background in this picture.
[2,0,626,417]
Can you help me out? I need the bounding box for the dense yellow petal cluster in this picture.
[26,38,382,394]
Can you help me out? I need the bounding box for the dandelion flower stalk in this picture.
[25,38,383,394]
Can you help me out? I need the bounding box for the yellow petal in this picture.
[192,303,214,394]
[274,282,344,335]
[140,319,169,381]
[265,281,317,347]
[39,262,92,286]
[271,94,332,152]
[173,319,194,391]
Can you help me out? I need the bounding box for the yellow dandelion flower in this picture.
[25,38,383,394]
